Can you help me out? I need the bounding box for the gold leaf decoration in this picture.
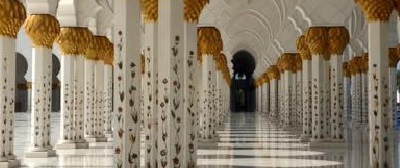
[24,14,60,49]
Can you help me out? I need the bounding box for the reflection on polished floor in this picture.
[13,112,398,167]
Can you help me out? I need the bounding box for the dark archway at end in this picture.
[230,50,256,112]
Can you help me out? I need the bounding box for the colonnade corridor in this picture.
[9,111,395,167]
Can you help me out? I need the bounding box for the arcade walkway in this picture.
[13,112,375,168]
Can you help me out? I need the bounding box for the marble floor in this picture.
[11,112,399,167]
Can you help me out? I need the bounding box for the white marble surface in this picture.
[10,112,397,167]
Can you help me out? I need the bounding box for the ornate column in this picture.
[267,66,280,119]
[323,53,331,137]
[349,56,363,167]
[297,35,312,141]
[141,0,159,167]
[279,53,296,127]
[157,0,187,167]
[113,0,141,167]
[356,1,395,166]
[103,42,113,139]
[343,62,351,139]
[198,28,217,140]
[295,54,302,126]
[360,54,369,125]
[306,27,328,141]
[56,27,91,149]
[262,77,270,115]
[328,27,349,141]
[25,14,60,158]
[388,48,398,167]
[182,1,208,165]
[0,0,25,165]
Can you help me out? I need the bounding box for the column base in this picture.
[309,140,347,149]
[55,142,89,149]
[85,137,107,142]
[105,134,113,142]
[0,159,21,168]
[300,134,311,142]
[25,150,57,158]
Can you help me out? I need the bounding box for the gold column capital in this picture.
[267,65,280,80]
[349,56,363,75]
[328,26,350,55]
[56,27,93,55]
[297,35,312,61]
[25,14,60,49]
[0,0,26,38]
[140,0,158,23]
[305,27,329,57]
[104,40,114,65]
[278,53,296,72]
[198,27,221,62]
[343,62,351,77]
[355,0,395,22]
[360,53,369,73]
[85,35,100,60]
[184,0,209,24]
[295,53,302,72]
[389,48,399,67]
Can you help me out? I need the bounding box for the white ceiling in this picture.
[199,0,357,78]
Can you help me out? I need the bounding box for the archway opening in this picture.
[230,50,256,112]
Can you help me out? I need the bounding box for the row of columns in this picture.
[0,1,115,166]
[114,0,231,168]
[256,1,400,166]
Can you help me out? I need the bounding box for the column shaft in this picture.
[60,55,75,142]
[103,65,113,135]
[143,22,158,168]
[85,59,96,138]
[301,60,312,138]
[270,79,278,119]
[74,56,86,142]
[311,55,325,140]
[113,0,141,167]
[330,55,344,140]
[157,0,185,167]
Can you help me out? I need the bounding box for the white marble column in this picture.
[200,56,212,139]
[306,27,328,141]
[157,0,185,167]
[280,54,295,127]
[0,37,17,162]
[0,2,25,164]
[257,85,262,112]
[388,48,398,167]
[295,57,302,126]
[94,57,106,140]
[262,82,270,114]
[267,66,279,119]
[25,14,60,158]
[84,58,96,139]
[297,35,312,141]
[59,55,75,144]
[113,0,141,167]
[343,62,351,139]
[74,55,87,144]
[360,55,369,125]
[323,57,331,137]
[103,64,113,136]
[301,59,312,140]
[356,2,395,166]
[327,27,349,141]
[142,15,158,168]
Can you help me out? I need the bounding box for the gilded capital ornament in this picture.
[355,0,395,22]
[25,14,60,49]
[278,53,296,72]
[140,0,158,22]
[360,53,369,73]
[296,35,312,60]
[328,27,350,55]
[0,0,26,38]
[295,53,302,72]
[184,0,209,23]
[389,48,399,67]
[56,27,93,55]
[85,35,100,60]
[343,62,350,77]
[349,56,362,75]
[305,27,329,56]
[267,65,280,80]
[198,27,221,62]
[104,39,114,65]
